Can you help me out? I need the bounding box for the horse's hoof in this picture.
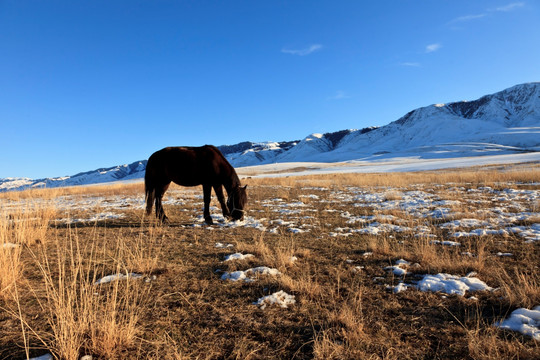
[205,217,214,225]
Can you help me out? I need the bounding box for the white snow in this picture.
[94,272,143,285]
[199,214,267,231]
[58,212,125,224]
[385,259,410,276]
[253,290,296,309]
[0,177,34,191]
[495,306,540,340]
[452,229,509,238]
[417,273,493,296]
[28,354,53,360]
[221,266,281,282]
[288,227,308,234]
[224,253,254,262]
[389,282,411,294]
[385,266,407,276]
[238,152,540,178]
[441,219,490,229]
[2,242,20,249]
[395,259,410,266]
[220,270,250,282]
[215,242,234,248]
[430,240,461,247]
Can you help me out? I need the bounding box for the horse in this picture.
[144,145,247,225]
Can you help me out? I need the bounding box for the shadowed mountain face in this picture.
[2,83,539,192]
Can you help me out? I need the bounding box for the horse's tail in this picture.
[144,166,155,216]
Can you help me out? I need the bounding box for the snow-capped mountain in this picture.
[2,82,539,192]
[329,82,540,160]
[0,162,147,192]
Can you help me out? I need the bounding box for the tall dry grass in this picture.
[0,182,144,201]
[494,267,540,309]
[1,202,56,301]
[21,225,158,359]
[0,215,23,300]
[0,185,159,359]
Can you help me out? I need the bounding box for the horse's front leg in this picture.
[213,184,231,220]
[203,184,213,225]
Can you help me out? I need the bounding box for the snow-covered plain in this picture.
[236,151,540,178]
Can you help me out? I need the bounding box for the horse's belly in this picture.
[170,175,202,187]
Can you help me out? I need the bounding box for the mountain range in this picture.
[1,82,539,192]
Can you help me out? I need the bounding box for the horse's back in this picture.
[146,145,232,186]
[150,146,224,169]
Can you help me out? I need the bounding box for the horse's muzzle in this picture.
[230,209,244,221]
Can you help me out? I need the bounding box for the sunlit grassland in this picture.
[0,166,539,359]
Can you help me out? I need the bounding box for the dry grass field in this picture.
[1,166,539,359]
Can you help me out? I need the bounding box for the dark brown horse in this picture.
[145,145,247,224]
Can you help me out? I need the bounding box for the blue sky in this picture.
[1,1,539,179]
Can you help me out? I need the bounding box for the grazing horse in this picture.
[145,145,247,224]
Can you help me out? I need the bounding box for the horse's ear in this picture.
[243,185,248,190]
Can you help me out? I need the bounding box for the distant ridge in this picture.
[1,83,539,192]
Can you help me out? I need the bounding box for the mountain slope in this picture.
[0,162,147,192]
[327,82,540,160]
[1,82,539,192]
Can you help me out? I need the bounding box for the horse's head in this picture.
[227,185,248,221]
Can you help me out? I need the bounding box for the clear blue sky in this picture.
[1,1,539,179]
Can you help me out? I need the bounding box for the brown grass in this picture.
[243,163,540,188]
[0,165,538,359]
[21,226,155,360]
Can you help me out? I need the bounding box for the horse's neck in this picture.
[223,171,241,193]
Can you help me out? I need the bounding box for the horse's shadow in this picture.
[50,220,202,229]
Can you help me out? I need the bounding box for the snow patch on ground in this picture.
[58,212,125,224]
[28,354,53,360]
[430,240,461,247]
[254,290,296,309]
[224,253,254,261]
[215,242,234,248]
[495,306,540,340]
[385,259,410,276]
[221,267,281,282]
[389,282,411,294]
[417,273,493,296]
[94,272,143,285]
[2,242,20,249]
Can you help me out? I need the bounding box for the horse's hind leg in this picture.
[203,184,213,225]
[155,183,170,223]
[213,184,230,220]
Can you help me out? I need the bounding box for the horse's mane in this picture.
[204,145,241,189]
